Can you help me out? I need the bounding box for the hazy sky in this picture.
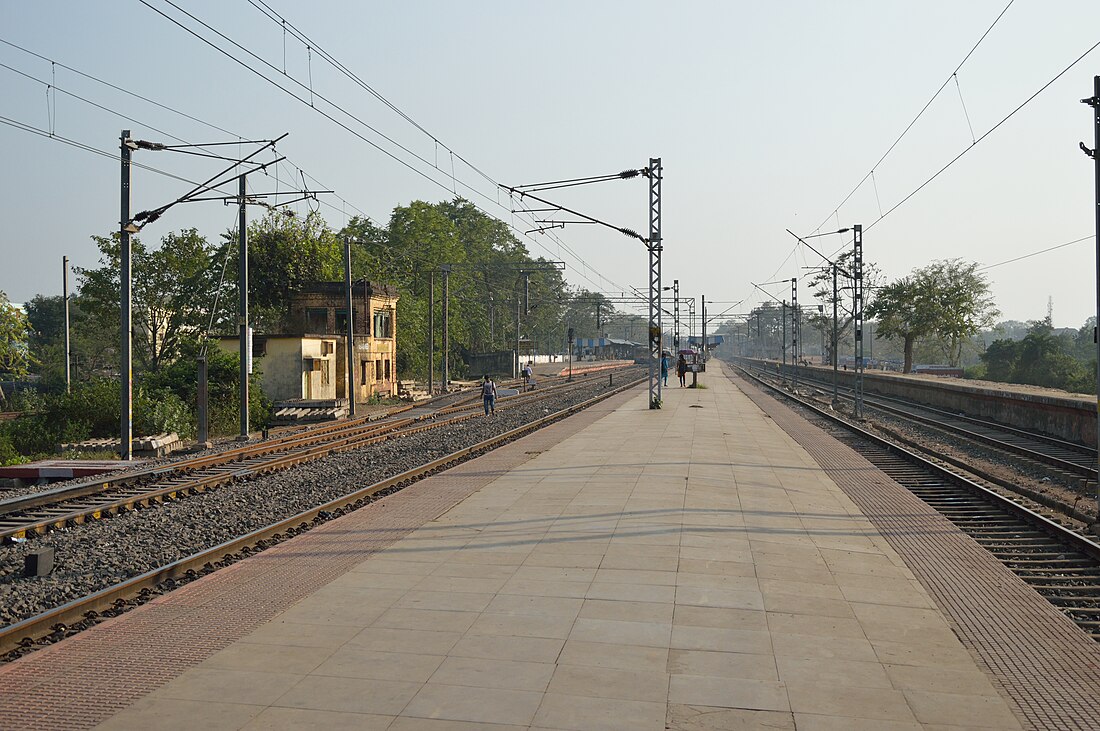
[2,1,1099,329]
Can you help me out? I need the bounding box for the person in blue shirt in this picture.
[660,353,670,386]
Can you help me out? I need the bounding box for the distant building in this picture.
[288,281,399,402]
[220,280,400,404]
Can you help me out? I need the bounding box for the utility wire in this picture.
[978,234,1093,271]
[230,0,631,293]
[812,0,1015,233]
[865,35,1100,235]
[140,0,628,294]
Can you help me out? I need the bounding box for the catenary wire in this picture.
[811,0,1016,233]
[139,0,629,294]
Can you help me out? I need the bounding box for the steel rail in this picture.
[742,360,1098,480]
[733,364,1100,562]
[0,369,637,541]
[732,363,1100,640]
[0,373,646,656]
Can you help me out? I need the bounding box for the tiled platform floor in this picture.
[70,371,1044,730]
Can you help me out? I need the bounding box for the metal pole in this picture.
[673,279,680,349]
[62,255,71,393]
[119,130,133,460]
[791,278,798,391]
[832,263,839,404]
[1083,76,1100,528]
[197,355,210,447]
[442,264,450,390]
[853,224,864,419]
[238,173,250,440]
[781,300,787,370]
[428,270,434,395]
[701,294,706,360]
[648,157,662,409]
[344,237,356,417]
[514,280,521,378]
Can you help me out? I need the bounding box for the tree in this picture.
[868,259,998,373]
[806,249,882,366]
[0,291,33,398]
[77,229,217,372]
[218,210,343,332]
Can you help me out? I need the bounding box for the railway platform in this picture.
[2,367,1099,730]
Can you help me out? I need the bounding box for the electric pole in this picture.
[853,224,864,419]
[1081,75,1100,529]
[673,279,680,350]
[791,278,798,391]
[62,255,71,393]
[237,174,250,441]
[344,237,356,417]
[428,270,434,395]
[119,130,133,461]
[442,264,450,391]
[648,158,662,409]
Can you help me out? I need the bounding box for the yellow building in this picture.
[217,334,339,402]
[219,281,399,407]
[288,281,400,402]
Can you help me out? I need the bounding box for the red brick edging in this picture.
[0,388,639,731]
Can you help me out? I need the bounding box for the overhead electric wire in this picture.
[236,0,633,292]
[0,114,244,191]
[863,35,1100,235]
[243,0,499,189]
[0,37,243,139]
[812,0,1015,233]
[978,234,1094,271]
[0,19,630,296]
[140,0,628,294]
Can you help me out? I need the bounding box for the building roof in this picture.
[298,280,399,299]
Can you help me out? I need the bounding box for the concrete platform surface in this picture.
[67,373,1044,730]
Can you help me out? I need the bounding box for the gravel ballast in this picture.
[0,372,642,628]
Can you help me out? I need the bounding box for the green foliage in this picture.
[144,345,270,435]
[977,320,1095,394]
[868,259,998,372]
[214,211,343,332]
[0,290,33,382]
[76,229,220,372]
[135,388,194,439]
[0,429,26,466]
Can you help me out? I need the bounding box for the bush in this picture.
[0,427,27,466]
[963,363,987,380]
[135,388,194,439]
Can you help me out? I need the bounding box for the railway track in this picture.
[0,369,629,543]
[732,363,1100,642]
[744,361,1098,488]
[0,368,646,657]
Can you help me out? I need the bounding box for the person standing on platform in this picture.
[481,374,497,416]
[677,354,688,387]
[661,352,670,386]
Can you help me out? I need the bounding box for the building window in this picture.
[384,359,391,381]
[373,309,392,339]
[306,308,328,333]
[375,359,383,380]
[361,360,369,384]
[335,309,348,332]
[321,362,330,386]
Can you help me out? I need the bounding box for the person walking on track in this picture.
[482,374,497,416]
[522,362,533,391]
